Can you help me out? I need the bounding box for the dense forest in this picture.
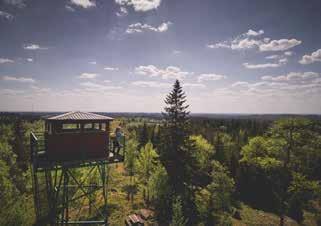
[1,80,321,226]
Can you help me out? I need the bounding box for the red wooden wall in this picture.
[46,132,109,161]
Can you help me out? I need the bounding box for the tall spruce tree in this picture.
[159,80,197,224]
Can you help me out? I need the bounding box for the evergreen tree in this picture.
[159,80,197,224]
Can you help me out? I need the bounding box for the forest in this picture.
[1,80,321,226]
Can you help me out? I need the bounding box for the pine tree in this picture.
[159,80,197,224]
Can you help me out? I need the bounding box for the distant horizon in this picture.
[1,110,320,116]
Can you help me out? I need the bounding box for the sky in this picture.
[0,0,321,113]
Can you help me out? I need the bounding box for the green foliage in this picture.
[0,124,34,226]
[148,164,171,221]
[170,196,187,226]
[195,161,235,225]
[239,118,321,224]
[190,135,214,170]
[1,113,321,225]
[240,136,283,169]
[125,139,138,178]
[287,173,320,222]
[268,118,321,175]
[190,135,215,187]
[209,161,235,213]
[213,128,233,163]
[138,122,149,150]
[136,142,159,205]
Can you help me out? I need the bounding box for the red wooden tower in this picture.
[30,111,125,225]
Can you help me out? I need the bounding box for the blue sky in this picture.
[0,0,321,113]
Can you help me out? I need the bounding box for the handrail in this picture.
[30,132,38,163]
[31,131,38,142]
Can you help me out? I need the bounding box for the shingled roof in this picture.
[46,111,113,121]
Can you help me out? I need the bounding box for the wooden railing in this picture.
[30,131,126,166]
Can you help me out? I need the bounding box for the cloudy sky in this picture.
[1,0,321,113]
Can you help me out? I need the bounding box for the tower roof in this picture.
[46,111,113,121]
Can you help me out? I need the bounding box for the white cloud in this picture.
[89,61,97,65]
[261,75,287,82]
[0,89,24,95]
[262,72,319,82]
[224,73,321,103]
[30,85,51,94]
[183,83,206,88]
[244,57,288,69]
[246,29,264,36]
[0,10,14,20]
[207,30,301,52]
[27,58,33,62]
[80,82,122,90]
[78,73,99,79]
[265,55,280,60]
[65,5,76,12]
[135,65,190,80]
[266,52,293,60]
[279,58,288,64]
[231,81,250,88]
[207,29,264,50]
[207,43,230,49]
[211,78,321,112]
[104,67,119,71]
[0,58,14,64]
[198,74,227,82]
[131,81,171,88]
[3,0,26,8]
[2,76,35,83]
[284,51,293,56]
[243,62,281,69]
[70,0,96,8]
[299,49,321,65]
[207,39,261,50]
[157,22,171,32]
[115,0,161,12]
[131,81,205,89]
[259,39,302,51]
[126,22,172,34]
[231,38,261,50]
[285,72,319,81]
[23,44,48,50]
[116,7,128,17]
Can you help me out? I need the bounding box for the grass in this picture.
[232,203,319,226]
[232,204,298,226]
